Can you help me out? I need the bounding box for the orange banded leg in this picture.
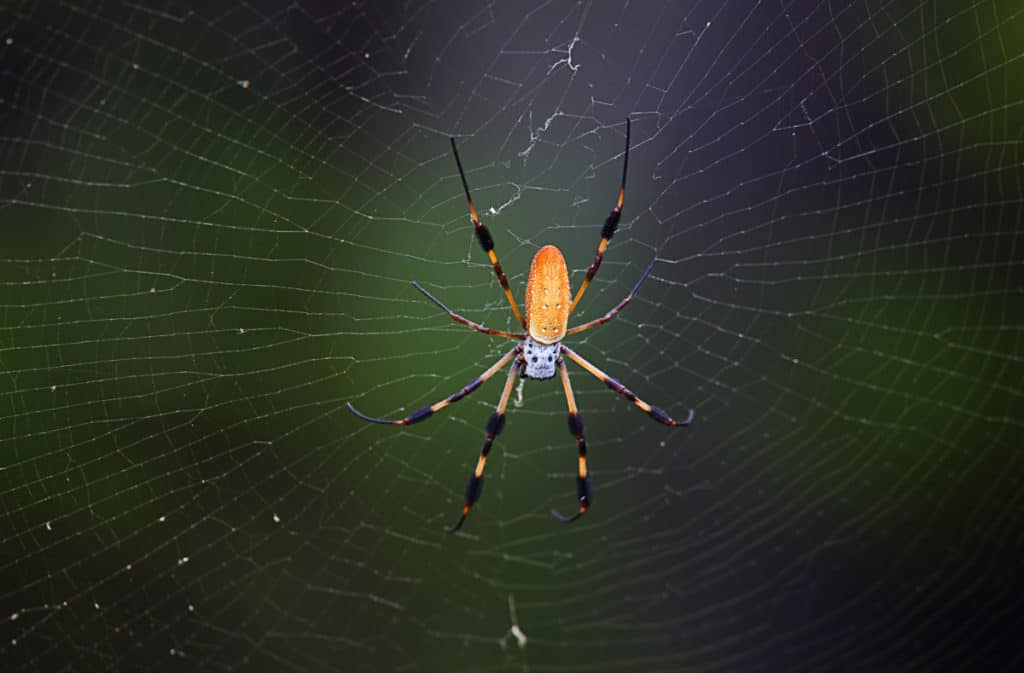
[560,344,694,427]
[565,256,656,337]
[346,346,519,425]
[569,118,631,314]
[450,137,527,329]
[412,281,525,340]
[447,354,521,533]
[551,355,591,523]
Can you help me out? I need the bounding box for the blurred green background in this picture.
[1,1,1022,671]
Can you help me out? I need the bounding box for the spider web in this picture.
[2,1,1022,671]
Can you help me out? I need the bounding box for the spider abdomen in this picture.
[522,338,559,379]
[524,245,570,344]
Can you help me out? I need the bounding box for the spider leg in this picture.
[412,281,525,340]
[347,346,519,425]
[447,354,521,533]
[565,256,656,337]
[568,118,631,315]
[450,137,528,329]
[551,355,591,523]
[560,344,694,427]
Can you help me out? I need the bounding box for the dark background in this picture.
[1,1,1022,671]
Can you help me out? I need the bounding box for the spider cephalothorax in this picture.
[522,338,559,380]
[348,119,693,532]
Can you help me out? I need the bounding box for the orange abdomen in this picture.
[525,245,571,344]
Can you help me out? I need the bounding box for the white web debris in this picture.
[509,625,527,649]
[498,594,529,672]
[548,35,580,74]
[499,594,528,649]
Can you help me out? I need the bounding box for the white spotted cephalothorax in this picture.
[522,338,559,379]
[348,119,693,532]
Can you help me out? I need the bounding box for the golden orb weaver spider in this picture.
[347,119,694,532]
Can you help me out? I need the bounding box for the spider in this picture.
[347,119,693,532]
